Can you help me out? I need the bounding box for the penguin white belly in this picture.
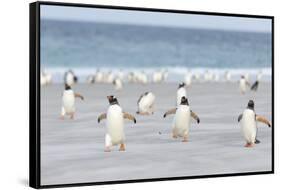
[177,88,187,106]
[66,74,74,86]
[239,79,247,93]
[241,110,256,144]
[62,91,75,114]
[173,106,190,137]
[106,105,125,145]
[115,79,123,90]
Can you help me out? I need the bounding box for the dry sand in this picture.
[40,82,272,185]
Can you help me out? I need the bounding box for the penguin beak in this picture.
[107,96,113,102]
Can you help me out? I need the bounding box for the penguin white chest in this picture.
[62,90,75,114]
[66,73,74,86]
[106,105,125,145]
[173,106,191,136]
[177,88,187,105]
[241,109,256,143]
[239,79,246,93]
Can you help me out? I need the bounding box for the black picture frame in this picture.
[29,1,274,189]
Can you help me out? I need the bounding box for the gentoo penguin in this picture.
[177,82,187,106]
[239,75,250,94]
[106,71,115,83]
[113,78,123,91]
[184,72,192,87]
[95,69,103,83]
[238,100,271,147]
[64,70,78,87]
[163,96,200,142]
[87,74,95,84]
[136,92,156,115]
[250,81,259,91]
[98,95,136,152]
[153,71,164,83]
[251,71,263,91]
[225,71,231,82]
[60,84,84,119]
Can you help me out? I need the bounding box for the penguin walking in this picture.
[98,95,136,152]
[184,72,192,87]
[177,82,187,106]
[239,75,250,94]
[163,96,200,142]
[60,84,84,119]
[225,71,231,82]
[250,81,259,91]
[251,71,263,91]
[136,92,155,115]
[113,78,123,90]
[64,70,78,87]
[238,100,271,148]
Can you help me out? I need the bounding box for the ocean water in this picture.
[40,19,272,82]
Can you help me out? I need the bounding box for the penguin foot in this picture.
[244,143,254,148]
[182,138,188,142]
[119,144,126,151]
[70,114,74,119]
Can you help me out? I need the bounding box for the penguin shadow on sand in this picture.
[97,95,137,152]
[60,84,84,120]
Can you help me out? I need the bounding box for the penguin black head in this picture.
[180,96,189,105]
[65,84,71,90]
[241,75,245,79]
[107,95,119,105]
[247,100,254,110]
[178,82,185,89]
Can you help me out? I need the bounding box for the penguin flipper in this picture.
[191,111,200,124]
[255,139,261,144]
[238,114,243,122]
[75,93,84,100]
[98,113,107,123]
[256,115,271,127]
[163,108,177,118]
[123,112,136,123]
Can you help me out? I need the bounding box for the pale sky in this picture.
[41,5,272,32]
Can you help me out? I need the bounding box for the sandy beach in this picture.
[40,82,272,185]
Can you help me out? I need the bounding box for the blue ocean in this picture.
[41,19,272,82]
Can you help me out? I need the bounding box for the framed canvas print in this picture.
[29,1,274,189]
